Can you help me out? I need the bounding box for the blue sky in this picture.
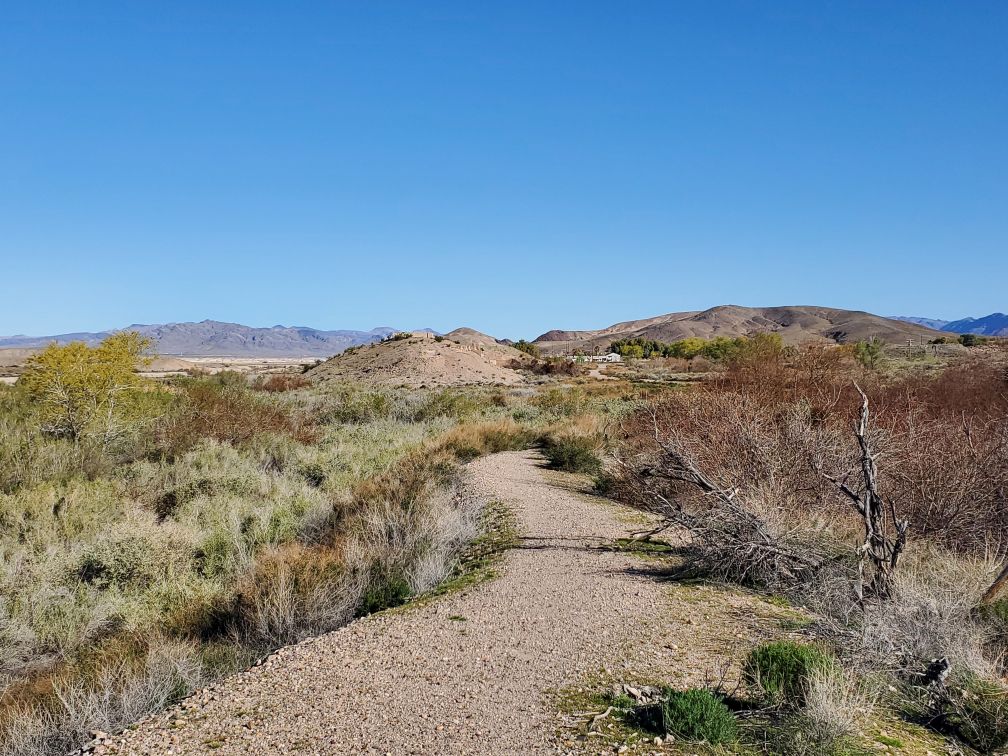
[1,2,1005,339]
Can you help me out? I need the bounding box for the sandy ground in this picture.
[99,451,785,756]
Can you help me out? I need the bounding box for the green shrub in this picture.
[593,473,617,496]
[414,390,482,421]
[383,332,412,342]
[637,688,738,744]
[541,435,601,474]
[958,333,986,347]
[743,641,832,706]
[944,673,1008,752]
[532,387,588,417]
[853,337,885,370]
[357,566,412,616]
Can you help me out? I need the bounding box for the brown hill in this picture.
[308,331,527,388]
[533,305,944,354]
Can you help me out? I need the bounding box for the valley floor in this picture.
[99,452,791,756]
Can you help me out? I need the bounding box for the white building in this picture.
[569,352,622,363]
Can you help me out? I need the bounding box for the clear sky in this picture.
[1,2,1005,340]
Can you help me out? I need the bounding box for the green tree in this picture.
[853,337,885,370]
[701,336,744,361]
[20,332,152,446]
[670,338,707,359]
[513,339,540,357]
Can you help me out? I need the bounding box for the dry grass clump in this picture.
[0,635,205,756]
[436,419,536,461]
[231,544,362,647]
[799,665,879,742]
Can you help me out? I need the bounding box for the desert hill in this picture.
[533,305,943,354]
[0,320,396,357]
[308,330,527,388]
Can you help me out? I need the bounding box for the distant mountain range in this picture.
[0,321,400,357]
[533,305,943,355]
[892,314,1008,337]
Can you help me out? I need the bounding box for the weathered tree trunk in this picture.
[825,383,908,601]
[980,561,1008,606]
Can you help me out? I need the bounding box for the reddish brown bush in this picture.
[252,373,312,393]
[508,357,585,376]
[613,352,1008,555]
[155,382,317,457]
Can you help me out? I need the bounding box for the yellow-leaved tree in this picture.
[19,331,153,447]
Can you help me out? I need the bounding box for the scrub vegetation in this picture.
[606,339,1008,753]
[0,336,632,756]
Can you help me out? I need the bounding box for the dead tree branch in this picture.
[824,383,909,601]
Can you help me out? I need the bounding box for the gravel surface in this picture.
[100,451,773,755]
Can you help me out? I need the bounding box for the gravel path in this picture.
[101,451,775,755]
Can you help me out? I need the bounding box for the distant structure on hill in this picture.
[569,353,622,363]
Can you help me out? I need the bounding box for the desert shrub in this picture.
[617,355,1008,555]
[356,565,412,616]
[959,333,986,347]
[903,670,1008,753]
[252,373,311,392]
[413,390,483,421]
[532,386,589,417]
[316,387,397,424]
[383,332,412,342]
[541,434,601,474]
[300,359,323,373]
[771,665,878,755]
[857,548,996,678]
[521,357,583,377]
[0,374,560,753]
[0,407,84,493]
[437,420,534,460]
[744,641,833,707]
[0,635,204,756]
[76,535,172,590]
[853,337,885,370]
[231,544,362,648]
[636,688,738,744]
[154,381,315,456]
[202,370,248,387]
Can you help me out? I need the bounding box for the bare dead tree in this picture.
[824,383,909,602]
[614,407,823,589]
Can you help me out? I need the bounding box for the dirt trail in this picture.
[103,451,780,755]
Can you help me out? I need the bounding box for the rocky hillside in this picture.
[0,321,397,357]
[533,305,943,355]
